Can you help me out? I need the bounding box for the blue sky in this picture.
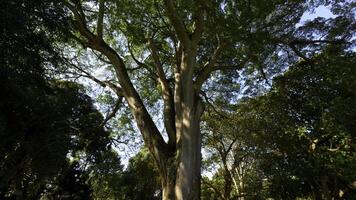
[300,6,335,22]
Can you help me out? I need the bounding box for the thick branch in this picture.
[163,0,190,47]
[175,41,183,70]
[66,2,169,157]
[149,39,176,147]
[99,46,169,155]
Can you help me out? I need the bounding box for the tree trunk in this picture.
[158,96,203,200]
[159,127,202,200]
[162,174,176,200]
[221,156,232,200]
[175,105,202,200]
[158,47,203,198]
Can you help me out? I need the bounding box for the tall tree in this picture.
[62,0,354,199]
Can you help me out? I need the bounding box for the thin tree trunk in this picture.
[221,157,232,200]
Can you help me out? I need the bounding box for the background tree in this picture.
[87,148,161,200]
[87,150,124,200]
[41,162,93,200]
[202,107,260,200]
[203,46,356,200]
[118,148,161,200]
[1,0,118,199]
[201,47,356,200]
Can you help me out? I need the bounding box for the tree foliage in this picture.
[119,148,161,200]
[202,47,356,199]
[245,48,356,199]
[0,0,114,199]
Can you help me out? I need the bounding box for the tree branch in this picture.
[127,42,155,75]
[195,42,227,89]
[65,1,97,42]
[67,31,88,48]
[163,0,190,47]
[191,0,205,45]
[100,96,123,127]
[66,59,124,96]
[69,0,87,25]
[258,65,272,87]
[66,1,170,158]
[276,37,348,62]
[97,0,105,39]
[127,42,158,85]
[289,38,348,45]
[289,44,312,62]
[226,138,238,155]
[149,38,176,147]
[91,49,112,64]
[201,91,229,119]
[202,179,225,200]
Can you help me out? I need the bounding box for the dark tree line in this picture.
[1,0,109,199]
